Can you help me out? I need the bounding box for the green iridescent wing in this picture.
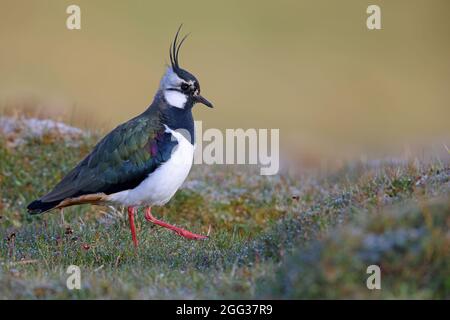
[39,112,176,203]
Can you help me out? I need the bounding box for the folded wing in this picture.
[27,113,177,214]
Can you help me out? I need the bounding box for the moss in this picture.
[256,198,450,299]
[0,128,449,299]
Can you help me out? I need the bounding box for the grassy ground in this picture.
[0,120,449,299]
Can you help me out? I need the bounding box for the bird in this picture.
[27,26,213,247]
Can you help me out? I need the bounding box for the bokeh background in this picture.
[1,0,449,161]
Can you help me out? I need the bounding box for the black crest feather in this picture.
[169,24,189,72]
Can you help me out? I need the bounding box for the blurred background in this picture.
[1,0,449,162]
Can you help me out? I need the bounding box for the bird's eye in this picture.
[181,83,190,92]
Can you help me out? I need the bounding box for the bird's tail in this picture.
[27,193,108,214]
[27,199,61,214]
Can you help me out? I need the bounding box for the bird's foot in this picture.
[144,207,208,240]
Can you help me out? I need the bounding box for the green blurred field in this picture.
[1,0,449,156]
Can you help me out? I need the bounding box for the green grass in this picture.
[0,128,449,299]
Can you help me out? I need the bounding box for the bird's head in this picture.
[160,26,213,110]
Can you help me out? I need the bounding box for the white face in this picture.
[164,90,187,109]
[160,67,196,109]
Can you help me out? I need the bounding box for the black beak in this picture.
[194,94,214,108]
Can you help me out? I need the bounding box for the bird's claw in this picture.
[175,228,209,240]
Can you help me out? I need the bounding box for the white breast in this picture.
[108,126,194,207]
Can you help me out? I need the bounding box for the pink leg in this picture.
[127,206,139,247]
[144,207,208,240]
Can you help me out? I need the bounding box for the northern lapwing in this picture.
[27,26,213,246]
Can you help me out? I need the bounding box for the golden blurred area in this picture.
[1,0,449,159]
